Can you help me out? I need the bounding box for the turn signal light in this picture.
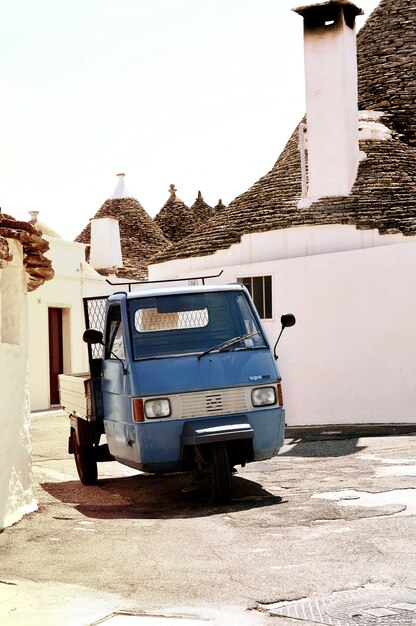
[132,398,145,422]
[277,383,284,407]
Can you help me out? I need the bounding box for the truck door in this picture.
[101,304,132,460]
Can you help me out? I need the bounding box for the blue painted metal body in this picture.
[99,285,285,473]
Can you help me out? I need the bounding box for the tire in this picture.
[207,442,232,504]
[72,432,98,485]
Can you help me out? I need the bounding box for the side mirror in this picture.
[281,313,296,328]
[83,328,127,375]
[273,313,296,360]
[83,328,103,345]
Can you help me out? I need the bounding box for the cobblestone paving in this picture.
[260,587,416,625]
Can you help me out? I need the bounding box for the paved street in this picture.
[1,412,416,626]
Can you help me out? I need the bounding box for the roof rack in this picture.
[106,270,224,293]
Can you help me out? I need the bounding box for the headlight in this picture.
[251,386,276,407]
[144,398,171,419]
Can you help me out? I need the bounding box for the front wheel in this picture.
[72,432,98,485]
[207,443,232,504]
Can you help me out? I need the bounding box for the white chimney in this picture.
[111,172,130,199]
[89,218,123,271]
[294,1,363,202]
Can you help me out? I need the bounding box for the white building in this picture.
[148,0,416,426]
[27,213,118,411]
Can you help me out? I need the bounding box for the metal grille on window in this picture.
[135,308,209,333]
[83,297,107,359]
[237,276,273,320]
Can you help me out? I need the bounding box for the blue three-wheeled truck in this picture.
[59,280,295,503]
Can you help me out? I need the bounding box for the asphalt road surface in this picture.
[1,413,415,626]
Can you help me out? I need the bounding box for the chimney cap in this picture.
[293,0,363,18]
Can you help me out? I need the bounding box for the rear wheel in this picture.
[72,432,98,485]
[207,443,232,504]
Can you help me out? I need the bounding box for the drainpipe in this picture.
[298,123,308,200]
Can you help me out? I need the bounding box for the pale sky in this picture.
[1,0,380,240]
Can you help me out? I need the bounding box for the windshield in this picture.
[128,291,267,359]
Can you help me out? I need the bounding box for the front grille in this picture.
[206,393,223,412]
[180,387,248,419]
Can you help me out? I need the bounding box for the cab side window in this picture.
[106,305,125,360]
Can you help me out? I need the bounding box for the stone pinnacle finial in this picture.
[29,210,39,224]
[169,184,177,199]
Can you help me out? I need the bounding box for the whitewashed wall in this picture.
[149,226,416,425]
[28,237,111,410]
[150,225,412,276]
[272,241,416,425]
[0,239,36,528]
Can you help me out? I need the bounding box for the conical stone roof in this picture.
[75,174,169,279]
[357,0,415,146]
[213,199,226,212]
[190,191,215,223]
[153,0,416,264]
[153,185,196,243]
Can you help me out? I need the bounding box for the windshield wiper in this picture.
[197,331,259,360]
